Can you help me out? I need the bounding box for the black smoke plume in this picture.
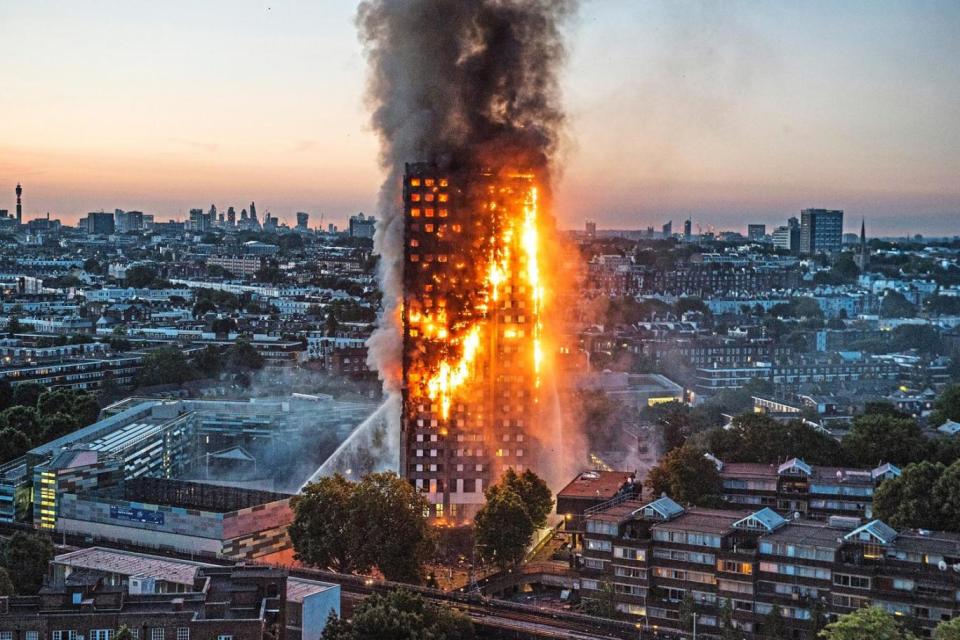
[359,0,576,396]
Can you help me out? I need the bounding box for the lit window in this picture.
[410,208,421,217]
[410,193,421,202]
[410,178,421,187]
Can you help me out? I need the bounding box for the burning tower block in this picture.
[402,162,545,523]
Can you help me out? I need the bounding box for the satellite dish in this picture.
[938,560,948,571]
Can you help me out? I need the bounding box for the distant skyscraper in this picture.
[799,209,844,254]
[748,224,767,241]
[85,212,115,235]
[585,220,596,239]
[662,220,672,239]
[296,212,310,230]
[683,218,692,240]
[349,213,376,238]
[227,207,236,226]
[15,183,22,224]
[240,208,248,221]
[189,208,209,232]
[249,202,259,227]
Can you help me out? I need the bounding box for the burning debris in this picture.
[357,0,577,517]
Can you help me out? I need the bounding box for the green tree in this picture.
[932,461,960,531]
[763,605,787,639]
[37,389,74,416]
[136,346,198,387]
[12,382,45,408]
[1,406,39,438]
[0,427,32,463]
[498,468,553,529]
[843,414,927,466]
[72,392,101,426]
[931,384,960,427]
[225,340,265,371]
[124,265,156,288]
[0,380,12,412]
[114,627,135,640]
[880,291,917,319]
[679,592,696,632]
[645,444,721,506]
[0,567,14,596]
[193,346,224,378]
[320,590,474,640]
[873,462,944,530]
[290,472,432,583]
[719,598,738,640]
[2,531,54,594]
[475,485,535,569]
[39,412,79,442]
[349,472,433,583]
[580,580,618,619]
[818,606,914,640]
[290,474,361,574]
[934,617,960,640]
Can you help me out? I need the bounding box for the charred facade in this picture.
[401,163,543,521]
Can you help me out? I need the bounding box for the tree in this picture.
[0,380,12,412]
[0,567,14,596]
[842,414,927,466]
[37,389,74,416]
[475,485,535,568]
[290,475,362,574]
[39,412,79,442]
[72,392,101,426]
[0,427,32,463]
[136,346,198,387]
[719,597,738,640]
[497,468,553,529]
[114,627,135,640]
[580,580,618,618]
[2,531,54,594]
[679,592,696,633]
[880,291,916,319]
[763,605,787,639]
[225,340,265,371]
[873,462,944,530]
[932,460,960,532]
[320,590,474,640]
[349,472,433,583]
[935,617,960,640]
[645,444,721,506]
[124,265,156,288]
[931,384,960,427]
[12,382,45,408]
[1,406,39,438]
[818,606,914,640]
[290,472,432,583]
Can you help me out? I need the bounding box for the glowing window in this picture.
[410,255,419,262]
[438,193,448,202]
[411,193,421,202]
[424,193,435,201]
[410,208,421,217]
[425,224,434,232]
[439,209,448,217]
[424,178,435,187]
[410,178,421,186]
[425,208,435,217]
[440,178,449,187]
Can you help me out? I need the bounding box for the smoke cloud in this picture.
[358,0,578,471]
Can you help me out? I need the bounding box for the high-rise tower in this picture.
[401,163,543,522]
[15,183,22,224]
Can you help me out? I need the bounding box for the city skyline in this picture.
[2,1,959,235]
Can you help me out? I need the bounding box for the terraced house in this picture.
[579,496,960,639]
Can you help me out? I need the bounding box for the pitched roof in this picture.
[844,519,898,545]
[637,496,685,521]
[733,508,787,533]
[778,458,812,476]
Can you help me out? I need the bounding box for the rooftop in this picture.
[557,470,638,500]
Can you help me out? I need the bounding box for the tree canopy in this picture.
[1,532,54,594]
[320,590,474,640]
[475,484,535,568]
[290,472,433,583]
[818,606,915,640]
[875,460,960,532]
[646,444,721,506]
[842,414,928,466]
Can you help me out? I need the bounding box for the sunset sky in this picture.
[1,1,958,235]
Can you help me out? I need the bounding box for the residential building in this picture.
[800,209,844,255]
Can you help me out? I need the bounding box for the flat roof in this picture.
[653,508,752,535]
[558,471,637,500]
[54,547,337,600]
[761,521,845,549]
